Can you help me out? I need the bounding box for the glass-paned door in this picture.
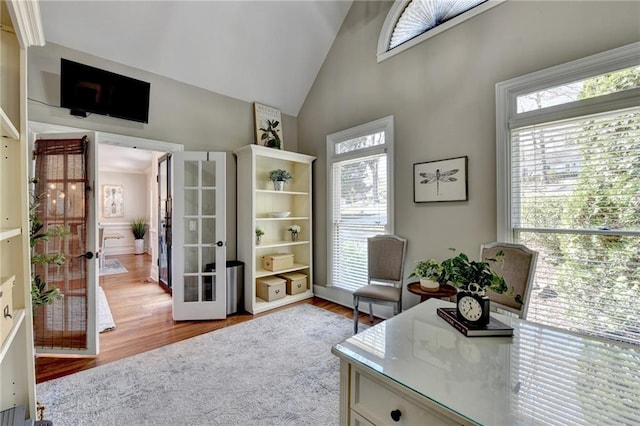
[172,152,226,320]
[158,154,172,290]
[32,132,99,356]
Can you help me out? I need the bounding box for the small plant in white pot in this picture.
[408,259,443,292]
[255,226,265,245]
[268,169,293,191]
[131,217,147,254]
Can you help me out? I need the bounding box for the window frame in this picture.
[326,115,395,289]
[377,0,505,63]
[495,42,640,242]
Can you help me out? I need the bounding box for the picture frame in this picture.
[413,156,468,203]
[103,184,124,217]
[253,102,283,150]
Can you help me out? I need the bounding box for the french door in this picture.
[172,152,227,320]
[158,154,172,290]
[31,131,99,356]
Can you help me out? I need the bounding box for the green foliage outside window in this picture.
[519,68,639,343]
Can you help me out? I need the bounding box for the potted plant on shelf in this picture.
[439,249,514,327]
[408,259,443,292]
[268,169,293,191]
[287,224,301,241]
[255,226,265,245]
[131,217,147,254]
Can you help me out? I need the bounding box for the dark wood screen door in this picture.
[32,133,98,355]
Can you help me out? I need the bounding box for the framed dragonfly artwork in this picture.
[413,156,468,202]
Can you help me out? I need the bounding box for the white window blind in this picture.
[331,153,388,292]
[327,116,394,293]
[511,107,640,345]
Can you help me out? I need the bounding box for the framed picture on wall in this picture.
[253,102,283,149]
[413,156,468,202]
[103,184,124,217]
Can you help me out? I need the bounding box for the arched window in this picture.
[377,0,504,62]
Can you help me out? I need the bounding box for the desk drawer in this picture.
[351,368,459,426]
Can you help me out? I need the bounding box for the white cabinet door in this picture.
[172,152,226,320]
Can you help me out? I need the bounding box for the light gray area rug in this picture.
[98,286,116,333]
[99,258,128,276]
[36,304,356,425]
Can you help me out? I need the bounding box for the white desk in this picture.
[332,299,640,425]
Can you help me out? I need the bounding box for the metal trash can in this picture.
[205,261,244,315]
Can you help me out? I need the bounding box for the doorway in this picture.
[29,121,183,355]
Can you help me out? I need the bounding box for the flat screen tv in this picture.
[60,58,150,123]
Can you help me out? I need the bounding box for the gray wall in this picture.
[297,1,640,306]
[28,42,299,261]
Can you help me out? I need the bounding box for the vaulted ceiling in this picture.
[39,1,354,117]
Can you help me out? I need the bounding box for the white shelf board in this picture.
[255,263,309,278]
[0,108,19,140]
[257,189,309,196]
[0,309,25,364]
[253,291,314,314]
[0,228,21,241]
[256,240,309,249]
[256,216,309,221]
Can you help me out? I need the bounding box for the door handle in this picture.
[78,251,94,259]
[216,241,224,247]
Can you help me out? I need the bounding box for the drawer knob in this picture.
[390,409,402,422]
[4,305,11,319]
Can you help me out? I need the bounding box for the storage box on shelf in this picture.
[278,272,307,295]
[234,144,315,314]
[262,253,294,271]
[256,276,286,302]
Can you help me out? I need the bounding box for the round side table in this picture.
[407,282,457,303]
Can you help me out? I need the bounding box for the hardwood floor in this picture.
[35,253,382,383]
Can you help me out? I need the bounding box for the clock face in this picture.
[458,295,483,322]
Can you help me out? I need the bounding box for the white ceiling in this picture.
[39,0,353,117]
[98,144,156,173]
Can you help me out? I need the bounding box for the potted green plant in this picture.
[439,249,514,327]
[131,217,147,254]
[268,169,293,191]
[439,249,508,294]
[408,259,442,292]
[29,178,66,313]
[255,226,265,245]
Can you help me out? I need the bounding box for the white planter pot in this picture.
[273,180,285,191]
[419,278,440,292]
[134,239,145,254]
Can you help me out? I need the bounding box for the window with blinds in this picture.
[497,43,640,345]
[327,117,394,292]
[511,107,640,345]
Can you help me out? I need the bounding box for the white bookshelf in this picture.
[0,0,43,418]
[234,145,316,314]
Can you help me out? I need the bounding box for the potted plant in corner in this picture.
[29,178,65,313]
[408,259,442,292]
[439,249,513,327]
[131,217,147,254]
[268,169,293,191]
